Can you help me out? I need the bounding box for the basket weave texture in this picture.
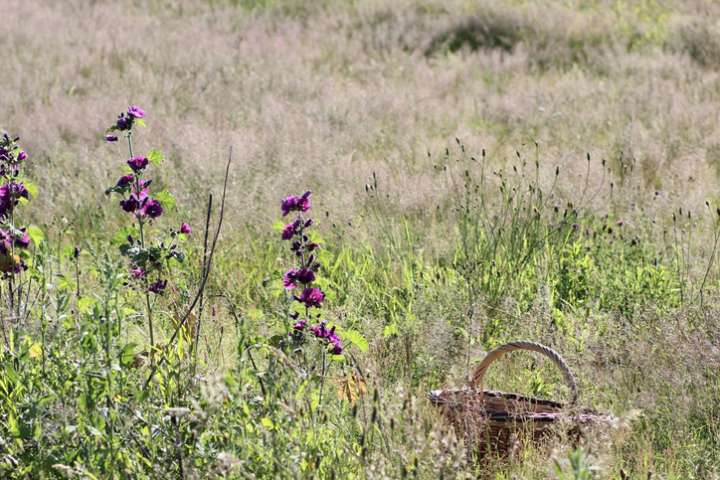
[428,341,614,456]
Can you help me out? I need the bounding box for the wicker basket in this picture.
[428,341,613,457]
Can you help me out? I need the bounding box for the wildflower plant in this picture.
[0,133,41,326]
[281,191,343,355]
[0,134,33,274]
[105,106,190,354]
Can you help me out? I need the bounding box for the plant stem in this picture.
[318,349,327,410]
[139,219,155,363]
[127,132,155,363]
[191,194,213,379]
[74,252,81,299]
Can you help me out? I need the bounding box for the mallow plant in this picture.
[282,191,343,356]
[279,191,347,409]
[105,106,190,359]
[0,133,38,326]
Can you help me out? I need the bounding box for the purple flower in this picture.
[0,182,29,218]
[116,113,132,131]
[297,191,312,212]
[140,198,163,219]
[308,322,343,354]
[14,229,30,249]
[283,267,316,289]
[105,135,118,143]
[17,151,27,161]
[131,267,145,278]
[119,186,147,214]
[297,268,315,284]
[6,182,29,199]
[116,174,134,188]
[283,268,300,289]
[297,287,324,308]
[329,335,343,355]
[127,105,145,119]
[281,196,299,216]
[281,191,312,216]
[120,197,139,213]
[180,223,191,234]
[309,323,324,337]
[293,319,307,331]
[148,279,167,294]
[281,219,301,240]
[127,156,148,172]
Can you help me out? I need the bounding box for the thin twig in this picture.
[191,194,213,377]
[143,147,232,390]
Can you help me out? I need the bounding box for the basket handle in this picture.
[469,341,578,406]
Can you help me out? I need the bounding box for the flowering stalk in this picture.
[281,191,342,355]
[105,106,190,359]
[0,133,33,319]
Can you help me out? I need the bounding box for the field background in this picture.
[2,0,720,478]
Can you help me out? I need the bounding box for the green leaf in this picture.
[27,225,44,245]
[272,219,285,232]
[32,420,42,442]
[155,190,176,210]
[341,329,368,353]
[383,324,399,338]
[120,343,138,368]
[24,181,39,198]
[135,119,146,128]
[8,413,21,438]
[28,342,42,360]
[260,417,274,429]
[147,149,165,166]
[77,297,95,315]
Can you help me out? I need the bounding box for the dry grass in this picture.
[2,0,719,227]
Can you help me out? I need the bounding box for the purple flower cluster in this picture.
[281,191,342,355]
[117,180,163,220]
[283,267,315,289]
[308,322,343,355]
[0,181,29,219]
[105,106,190,295]
[0,134,33,275]
[127,156,148,172]
[109,105,145,134]
[105,109,165,222]
[148,279,167,294]
[281,191,311,216]
[0,133,28,177]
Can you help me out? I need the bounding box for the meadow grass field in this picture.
[2,0,720,478]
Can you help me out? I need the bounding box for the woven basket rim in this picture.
[428,387,613,424]
[427,387,566,409]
